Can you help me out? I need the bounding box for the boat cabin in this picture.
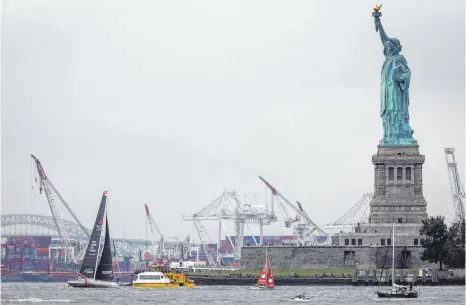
[132,271,172,284]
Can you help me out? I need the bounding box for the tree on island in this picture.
[444,220,465,269]
[420,216,466,270]
[420,216,449,270]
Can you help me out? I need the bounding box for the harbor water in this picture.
[1,283,464,304]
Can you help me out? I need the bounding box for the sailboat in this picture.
[376,223,418,298]
[249,246,274,289]
[68,191,119,288]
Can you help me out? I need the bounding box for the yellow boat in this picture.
[131,265,195,288]
[163,271,195,287]
[131,271,178,288]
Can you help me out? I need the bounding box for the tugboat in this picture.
[376,223,419,298]
[68,191,119,288]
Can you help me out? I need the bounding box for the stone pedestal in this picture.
[332,145,428,248]
[369,145,428,225]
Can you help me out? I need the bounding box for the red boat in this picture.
[249,247,274,289]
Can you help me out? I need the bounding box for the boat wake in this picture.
[3,298,72,303]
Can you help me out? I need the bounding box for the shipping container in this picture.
[263,236,282,242]
[34,236,52,247]
[222,256,235,264]
[315,236,328,243]
[22,247,37,259]
[50,249,65,261]
[36,247,50,255]
[8,236,35,247]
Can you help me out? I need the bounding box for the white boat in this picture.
[68,191,119,288]
[68,278,119,288]
[131,271,178,288]
[292,297,311,302]
[291,292,311,302]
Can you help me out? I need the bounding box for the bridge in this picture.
[1,214,151,258]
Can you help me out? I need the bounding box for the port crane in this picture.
[445,148,465,222]
[259,176,329,245]
[144,203,164,259]
[324,193,373,234]
[31,154,90,264]
[184,190,276,265]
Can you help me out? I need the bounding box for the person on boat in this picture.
[409,282,413,291]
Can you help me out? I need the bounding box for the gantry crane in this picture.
[144,203,165,259]
[31,154,90,264]
[184,190,276,265]
[259,176,329,245]
[445,148,465,222]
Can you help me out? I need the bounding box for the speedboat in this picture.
[291,293,311,302]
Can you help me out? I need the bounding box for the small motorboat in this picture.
[291,293,311,302]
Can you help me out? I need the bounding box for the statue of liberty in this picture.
[372,5,417,146]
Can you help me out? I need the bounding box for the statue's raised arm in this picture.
[372,5,389,45]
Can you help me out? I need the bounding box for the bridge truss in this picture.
[1,213,151,259]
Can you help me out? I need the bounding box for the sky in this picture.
[1,0,465,241]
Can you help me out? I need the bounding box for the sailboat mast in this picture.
[392,223,395,285]
[265,245,268,272]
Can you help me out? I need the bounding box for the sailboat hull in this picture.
[376,291,418,298]
[68,278,119,288]
[247,285,274,290]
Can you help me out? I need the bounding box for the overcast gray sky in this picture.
[1,0,464,241]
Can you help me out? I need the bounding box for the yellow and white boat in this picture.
[163,271,195,287]
[131,271,178,288]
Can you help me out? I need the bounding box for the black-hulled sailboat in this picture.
[376,223,418,298]
[68,191,119,288]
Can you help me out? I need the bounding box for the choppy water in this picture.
[1,283,464,305]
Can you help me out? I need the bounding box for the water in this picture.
[1,283,464,304]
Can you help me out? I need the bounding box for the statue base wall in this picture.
[333,145,428,248]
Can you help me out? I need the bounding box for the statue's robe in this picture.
[380,54,414,143]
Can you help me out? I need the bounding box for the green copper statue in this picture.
[372,5,417,146]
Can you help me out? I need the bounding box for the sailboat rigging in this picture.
[68,191,119,288]
[375,223,418,298]
[249,246,274,289]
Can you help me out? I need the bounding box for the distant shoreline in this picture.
[187,276,465,286]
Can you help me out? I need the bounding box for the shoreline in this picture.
[188,276,465,286]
